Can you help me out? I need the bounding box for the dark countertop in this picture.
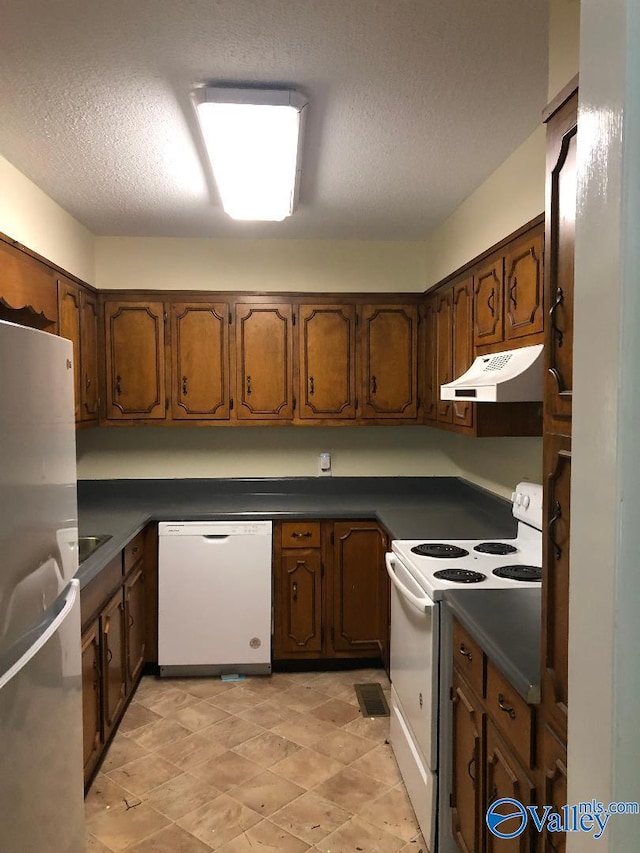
[76,476,517,588]
[444,588,541,703]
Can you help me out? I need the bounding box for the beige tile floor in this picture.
[85,668,426,852]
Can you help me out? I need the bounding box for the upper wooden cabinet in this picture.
[474,225,544,352]
[58,277,99,425]
[0,239,58,332]
[171,302,230,420]
[235,302,294,421]
[473,257,504,348]
[299,304,357,420]
[104,300,167,420]
[504,231,544,342]
[451,277,474,429]
[424,297,438,423]
[436,288,453,424]
[360,304,419,420]
[544,89,577,429]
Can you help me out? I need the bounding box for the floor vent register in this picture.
[354,683,390,717]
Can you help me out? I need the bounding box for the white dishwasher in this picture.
[158,521,272,676]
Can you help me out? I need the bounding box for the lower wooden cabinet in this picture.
[273,519,389,665]
[451,671,483,853]
[81,621,103,781]
[80,530,149,787]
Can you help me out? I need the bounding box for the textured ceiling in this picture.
[0,1,548,239]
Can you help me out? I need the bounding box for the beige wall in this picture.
[76,426,542,500]
[95,237,427,293]
[422,127,546,289]
[548,0,580,100]
[0,153,95,283]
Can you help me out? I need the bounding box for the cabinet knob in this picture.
[509,277,518,308]
[458,644,473,661]
[115,375,122,396]
[292,531,312,539]
[309,376,315,396]
[549,286,565,348]
[182,375,188,396]
[487,288,496,315]
[371,375,377,395]
[292,582,298,602]
[246,375,252,396]
[548,500,563,560]
[85,374,92,389]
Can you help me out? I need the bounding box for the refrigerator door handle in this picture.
[0,579,79,691]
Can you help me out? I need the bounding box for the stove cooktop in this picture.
[391,524,542,598]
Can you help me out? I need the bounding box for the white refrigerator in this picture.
[0,320,84,852]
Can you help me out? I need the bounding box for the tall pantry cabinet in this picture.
[539,78,578,845]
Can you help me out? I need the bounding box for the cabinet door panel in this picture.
[545,95,577,427]
[332,521,386,653]
[452,277,474,428]
[542,433,571,737]
[125,564,146,687]
[172,303,229,420]
[80,292,99,421]
[540,725,567,853]
[276,551,323,655]
[81,621,102,783]
[423,296,438,422]
[474,258,504,347]
[0,239,57,331]
[361,304,418,419]
[504,232,544,341]
[451,672,482,853]
[299,305,356,419]
[104,301,166,419]
[236,303,293,419]
[436,289,453,423]
[485,721,535,853]
[102,589,126,733]
[58,279,82,422]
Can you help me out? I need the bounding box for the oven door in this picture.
[386,552,439,770]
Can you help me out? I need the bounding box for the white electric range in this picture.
[385,482,542,853]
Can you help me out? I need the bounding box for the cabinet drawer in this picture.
[281,521,321,549]
[80,554,122,629]
[486,659,534,768]
[452,618,485,698]
[123,530,145,574]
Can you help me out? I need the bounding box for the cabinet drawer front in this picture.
[452,619,485,698]
[281,521,321,549]
[123,531,145,575]
[486,660,533,768]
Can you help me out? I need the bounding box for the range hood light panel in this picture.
[193,87,308,222]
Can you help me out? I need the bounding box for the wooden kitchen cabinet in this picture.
[125,563,146,687]
[103,300,167,420]
[331,521,388,656]
[436,287,453,423]
[235,302,294,420]
[360,304,419,420]
[544,88,577,429]
[424,295,438,423]
[81,620,103,781]
[58,277,99,425]
[101,587,127,735]
[451,671,483,853]
[298,304,357,420]
[0,238,58,332]
[540,724,567,853]
[474,256,504,348]
[171,302,230,420]
[80,527,151,788]
[504,231,544,343]
[451,276,474,428]
[485,720,536,853]
[273,519,388,665]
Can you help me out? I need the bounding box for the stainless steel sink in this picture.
[78,534,112,564]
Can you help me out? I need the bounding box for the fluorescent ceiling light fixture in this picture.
[193,86,308,221]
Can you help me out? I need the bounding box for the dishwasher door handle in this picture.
[385,553,432,612]
[203,535,230,541]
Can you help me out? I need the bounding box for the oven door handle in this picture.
[385,553,431,612]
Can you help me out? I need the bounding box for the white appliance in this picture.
[440,343,544,402]
[0,320,84,852]
[158,520,273,676]
[386,482,542,853]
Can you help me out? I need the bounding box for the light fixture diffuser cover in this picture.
[193,86,308,221]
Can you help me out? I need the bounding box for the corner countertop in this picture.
[76,476,517,588]
[444,588,541,704]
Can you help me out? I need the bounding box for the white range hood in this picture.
[440,343,544,403]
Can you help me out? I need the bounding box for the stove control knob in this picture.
[522,495,531,509]
[515,492,522,506]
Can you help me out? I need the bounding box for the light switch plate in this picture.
[319,452,332,476]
